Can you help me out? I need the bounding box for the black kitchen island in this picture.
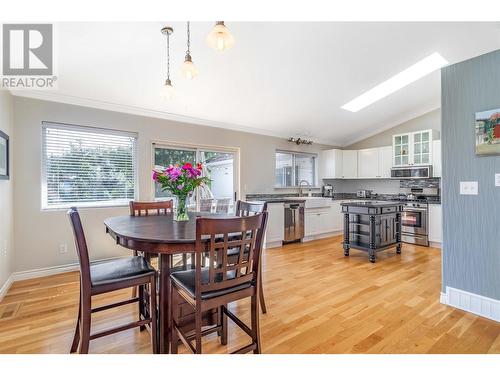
[341,201,403,263]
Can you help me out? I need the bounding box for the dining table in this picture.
[104,211,234,354]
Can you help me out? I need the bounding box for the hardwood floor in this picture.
[1,235,499,354]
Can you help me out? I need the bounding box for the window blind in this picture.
[42,122,138,209]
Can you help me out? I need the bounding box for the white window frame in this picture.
[150,140,240,209]
[275,149,318,188]
[41,121,138,210]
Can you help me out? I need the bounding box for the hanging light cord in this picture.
[166,31,171,80]
[186,21,191,55]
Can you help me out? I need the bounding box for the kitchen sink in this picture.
[284,197,332,208]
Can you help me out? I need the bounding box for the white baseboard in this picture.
[429,241,442,249]
[0,256,129,301]
[0,275,14,302]
[440,286,500,323]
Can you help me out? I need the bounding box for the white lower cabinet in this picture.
[265,203,284,248]
[304,203,343,241]
[428,204,442,244]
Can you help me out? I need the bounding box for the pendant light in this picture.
[206,21,235,51]
[181,22,198,80]
[160,26,175,99]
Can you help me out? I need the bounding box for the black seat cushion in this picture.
[90,257,155,287]
[170,268,252,300]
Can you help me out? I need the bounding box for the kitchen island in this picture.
[341,201,403,263]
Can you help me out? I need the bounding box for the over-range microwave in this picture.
[391,165,432,179]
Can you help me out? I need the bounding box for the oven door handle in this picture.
[403,208,427,212]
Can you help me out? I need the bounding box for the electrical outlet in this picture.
[460,181,478,195]
[495,174,500,187]
[59,243,68,254]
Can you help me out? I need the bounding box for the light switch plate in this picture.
[460,181,478,195]
[495,174,500,187]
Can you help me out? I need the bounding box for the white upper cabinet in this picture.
[341,150,358,179]
[378,146,393,178]
[358,148,379,178]
[358,146,392,179]
[393,129,434,167]
[319,149,343,179]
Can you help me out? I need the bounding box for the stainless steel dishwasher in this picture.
[283,202,305,243]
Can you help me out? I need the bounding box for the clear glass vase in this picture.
[174,195,189,221]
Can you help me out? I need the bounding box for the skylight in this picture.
[341,52,448,112]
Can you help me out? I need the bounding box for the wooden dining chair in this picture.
[232,200,268,313]
[67,207,157,354]
[129,200,174,262]
[170,212,268,354]
[129,200,193,329]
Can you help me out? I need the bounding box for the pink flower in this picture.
[177,184,184,190]
[166,165,182,181]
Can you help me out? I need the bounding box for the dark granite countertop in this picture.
[340,200,404,208]
[246,193,440,205]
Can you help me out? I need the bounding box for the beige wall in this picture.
[346,109,441,149]
[0,92,14,289]
[12,96,329,273]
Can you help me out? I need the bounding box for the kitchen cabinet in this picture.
[265,202,284,248]
[393,129,435,167]
[342,150,358,179]
[319,149,343,179]
[428,204,442,244]
[358,146,392,179]
[432,140,441,178]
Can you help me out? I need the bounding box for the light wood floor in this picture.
[1,236,499,354]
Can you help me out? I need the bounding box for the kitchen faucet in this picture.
[299,180,312,197]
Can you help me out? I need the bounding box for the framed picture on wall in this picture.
[0,129,9,180]
[475,108,500,155]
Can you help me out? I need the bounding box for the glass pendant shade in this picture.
[161,79,175,99]
[206,22,235,51]
[181,54,198,80]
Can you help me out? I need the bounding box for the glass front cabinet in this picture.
[392,130,434,167]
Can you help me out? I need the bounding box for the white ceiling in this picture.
[13,22,500,146]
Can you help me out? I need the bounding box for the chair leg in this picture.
[131,250,139,298]
[138,284,146,331]
[170,288,179,354]
[251,295,261,354]
[195,305,202,354]
[150,275,158,354]
[259,272,267,314]
[70,293,81,353]
[79,293,91,354]
[220,305,228,345]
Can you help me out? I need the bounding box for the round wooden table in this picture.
[104,212,234,354]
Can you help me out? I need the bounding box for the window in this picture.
[275,150,316,187]
[153,143,238,214]
[42,122,138,209]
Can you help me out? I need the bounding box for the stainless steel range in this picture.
[399,187,439,247]
[401,201,429,246]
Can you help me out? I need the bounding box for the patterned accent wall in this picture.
[441,49,500,299]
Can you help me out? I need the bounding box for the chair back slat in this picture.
[67,207,91,289]
[195,214,265,297]
[129,200,173,217]
[235,200,267,217]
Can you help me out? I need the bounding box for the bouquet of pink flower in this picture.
[153,162,210,221]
